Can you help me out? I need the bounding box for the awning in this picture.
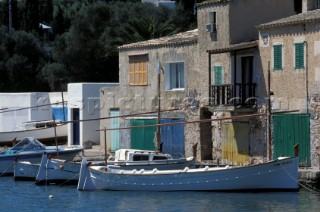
[207,40,258,54]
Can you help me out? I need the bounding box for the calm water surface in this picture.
[1,177,320,212]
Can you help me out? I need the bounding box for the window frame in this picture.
[294,42,305,70]
[164,62,185,91]
[128,54,148,86]
[213,65,223,85]
[273,44,283,71]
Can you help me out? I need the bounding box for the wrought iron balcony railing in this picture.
[210,83,256,107]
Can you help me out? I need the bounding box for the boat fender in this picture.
[183,167,189,172]
[152,168,158,173]
[225,165,230,169]
[204,166,209,171]
[139,169,145,174]
[132,169,137,174]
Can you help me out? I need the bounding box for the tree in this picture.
[119,16,177,43]
[40,62,69,91]
[0,29,46,91]
[20,0,40,33]
[53,1,118,82]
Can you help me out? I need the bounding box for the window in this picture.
[273,45,283,71]
[132,155,149,161]
[206,11,217,33]
[295,43,305,69]
[165,62,185,90]
[129,54,148,85]
[214,66,222,85]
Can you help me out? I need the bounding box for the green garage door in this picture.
[273,113,310,166]
[130,119,157,150]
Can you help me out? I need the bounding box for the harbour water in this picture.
[1,176,320,212]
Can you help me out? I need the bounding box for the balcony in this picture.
[210,83,256,107]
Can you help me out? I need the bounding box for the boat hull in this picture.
[1,148,82,176]
[0,124,67,146]
[14,161,39,181]
[78,157,299,191]
[35,154,80,185]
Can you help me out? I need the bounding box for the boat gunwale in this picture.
[88,156,298,176]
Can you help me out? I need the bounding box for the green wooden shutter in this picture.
[214,66,222,85]
[295,43,304,69]
[273,45,282,71]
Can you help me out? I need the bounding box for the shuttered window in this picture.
[129,54,148,85]
[295,43,304,69]
[214,66,222,85]
[273,45,282,71]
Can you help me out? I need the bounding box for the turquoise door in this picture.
[110,109,120,152]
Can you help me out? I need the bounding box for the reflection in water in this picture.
[1,177,320,212]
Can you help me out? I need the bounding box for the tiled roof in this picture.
[197,0,230,8]
[207,40,258,54]
[257,9,320,29]
[118,29,198,51]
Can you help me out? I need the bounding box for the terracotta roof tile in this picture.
[118,29,198,51]
[257,9,320,29]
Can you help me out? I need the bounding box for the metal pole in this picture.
[208,52,211,104]
[9,0,12,32]
[104,127,107,165]
[54,119,59,158]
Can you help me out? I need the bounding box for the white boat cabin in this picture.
[112,149,175,163]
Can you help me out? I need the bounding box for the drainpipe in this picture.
[304,41,310,168]
[208,52,212,104]
[304,41,309,114]
[234,51,237,106]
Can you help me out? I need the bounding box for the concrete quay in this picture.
[299,167,320,190]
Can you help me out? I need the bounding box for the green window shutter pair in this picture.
[214,66,222,85]
[273,45,282,71]
[295,43,304,69]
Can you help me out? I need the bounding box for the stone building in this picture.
[196,0,297,165]
[257,0,320,167]
[100,30,198,156]
[100,0,301,164]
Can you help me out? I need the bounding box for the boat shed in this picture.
[67,83,119,147]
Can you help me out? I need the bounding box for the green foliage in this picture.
[0,28,47,91]
[119,16,177,43]
[40,62,69,91]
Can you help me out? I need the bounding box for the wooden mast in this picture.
[156,61,161,151]
[267,61,271,161]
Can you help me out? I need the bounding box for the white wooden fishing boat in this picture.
[35,153,84,185]
[14,160,40,181]
[34,149,195,185]
[0,120,67,146]
[0,137,83,176]
[77,156,299,191]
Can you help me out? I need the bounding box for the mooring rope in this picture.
[57,172,80,186]
[280,161,320,193]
